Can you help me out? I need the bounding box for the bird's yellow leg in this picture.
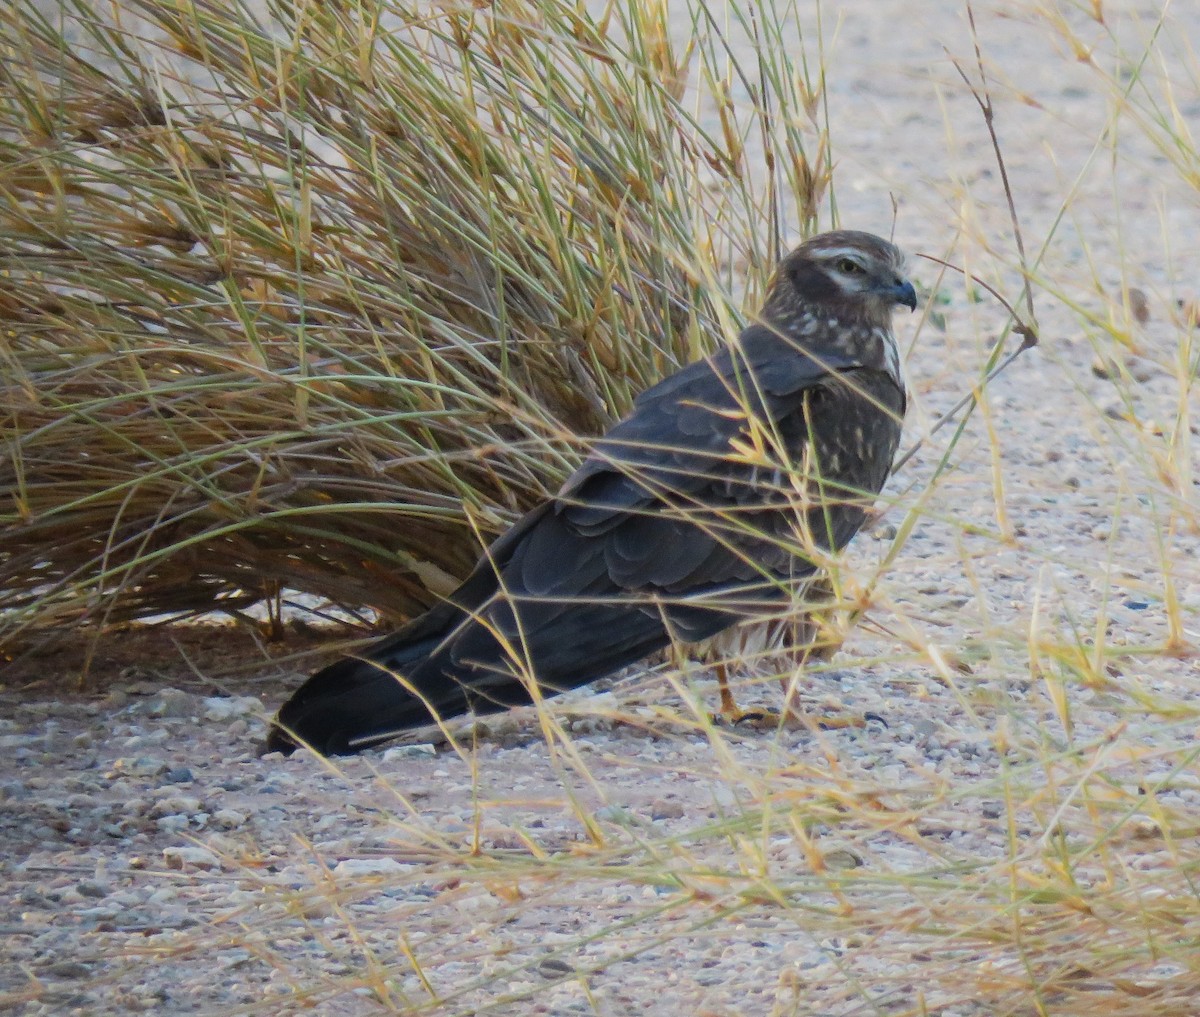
[719,672,869,731]
[714,660,790,728]
[715,660,742,720]
[719,639,883,732]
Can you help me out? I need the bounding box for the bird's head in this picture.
[763,230,917,330]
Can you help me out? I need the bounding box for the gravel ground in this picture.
[5,1,1200,1014]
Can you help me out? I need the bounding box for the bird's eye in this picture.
[837,258,863,275]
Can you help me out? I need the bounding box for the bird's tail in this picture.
[265,596,692,755]
[265,603,488,755]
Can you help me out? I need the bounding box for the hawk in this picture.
[268,230,914,756]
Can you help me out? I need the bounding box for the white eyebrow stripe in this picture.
[810,246,870,262]
[808,244,907,275]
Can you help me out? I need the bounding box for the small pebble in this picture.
[650,798,686,820]
[331,857,409,877]
[163,847,220,871]
[381,744,437,761]
[212,809,247,830]
[146,689,193,718]
[593,804,636,825]
[538,958,575,978]
[202,696,260,722]
[44,961,91,980]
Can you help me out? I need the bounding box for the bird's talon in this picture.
[736,710,771,725]
[813,711,889,731]
[714,707,884,732]
[731,708,795,730]
[709,708,781,729]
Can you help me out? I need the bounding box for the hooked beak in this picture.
[892,279,918,312]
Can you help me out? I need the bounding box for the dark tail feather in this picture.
[265,601,475,755]
[265,653,453,756]
[265,597,705,756]
[264,600,587,756]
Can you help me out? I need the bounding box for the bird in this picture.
[266,229,915,756]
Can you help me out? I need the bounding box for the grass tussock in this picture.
[0,0,829,638]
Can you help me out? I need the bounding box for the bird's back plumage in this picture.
[268,230,914,755]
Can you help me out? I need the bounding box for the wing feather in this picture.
[553,332,875,601]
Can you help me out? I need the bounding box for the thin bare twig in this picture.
[891,0,1042,476]
[955,1,1039,345]
[891,254,1035,473]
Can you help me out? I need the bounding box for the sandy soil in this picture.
[4,1,1200,1014]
